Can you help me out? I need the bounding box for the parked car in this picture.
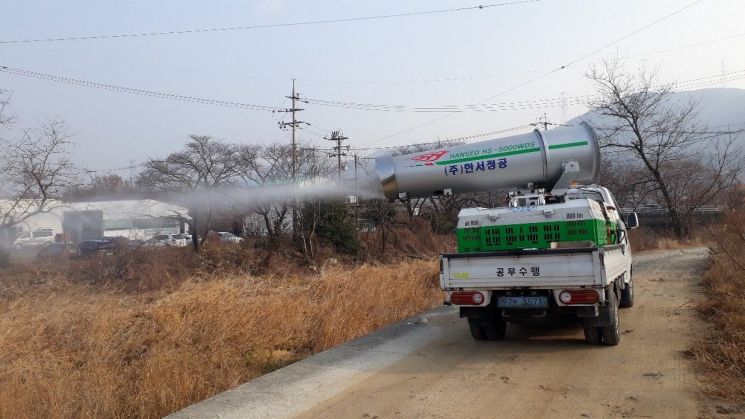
[14,228,56,248]
[77,238,116,257]
[215,231,243,244]
[36,242,78,261]
[148,233,189,247]
[173,234,192,246]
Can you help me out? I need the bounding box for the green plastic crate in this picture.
[456,219,614,253]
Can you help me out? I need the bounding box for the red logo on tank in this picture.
[411,150,448,165]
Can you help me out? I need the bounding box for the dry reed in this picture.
[692,210,745,408]
[0,260,442,418]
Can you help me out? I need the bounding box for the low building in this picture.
[2,199,189,242]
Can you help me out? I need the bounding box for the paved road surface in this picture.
[171,249,709,419]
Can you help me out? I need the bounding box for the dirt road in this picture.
[298,249,708,419]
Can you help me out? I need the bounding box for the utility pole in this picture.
[277,79,307,183]
[560,92,567,123]
[720,58,728,88]
[325,130,349,178]
[353,154,359,193]
[128,159,136,188]
[277,79,308,238]
[534,113,550,131]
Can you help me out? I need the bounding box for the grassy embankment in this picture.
[0,229,448,419]
[693,211,745,409]
[0,223,713,418]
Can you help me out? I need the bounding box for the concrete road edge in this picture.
[167,305,456,419]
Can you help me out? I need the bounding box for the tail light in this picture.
[559,289,599,305]
[450,291,485,306]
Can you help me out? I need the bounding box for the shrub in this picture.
[303,201,360,255]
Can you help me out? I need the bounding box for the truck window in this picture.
[33,230,54,238]
[607,193,621,209]
[580,190,604,203]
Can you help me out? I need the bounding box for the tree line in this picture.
[1,61,743,266]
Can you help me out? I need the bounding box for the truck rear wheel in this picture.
[619,273,634,308]
[485,320,506,340]
[600,289,621,346]
[468,320,487,340]
[467,318,506,341]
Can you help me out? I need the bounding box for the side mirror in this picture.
[625,212,639,229]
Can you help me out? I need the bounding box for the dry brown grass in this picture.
[0,260,442,418]
[692,210,745,408]
[628,227,707,252]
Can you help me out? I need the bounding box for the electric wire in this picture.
[306,67,745,114]
[2,61,740,120]
[0,1,540,45]
[0,65,283,112]
[299,30,745,86]
[303,94,593,113]
[360,0,706,146]
[83,163,143,174]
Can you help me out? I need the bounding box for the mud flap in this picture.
[577,304,614,327]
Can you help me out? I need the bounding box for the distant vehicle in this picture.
[149,233,189,247]
[173,234,192,246]
[215,231,243,244]
[14,228,56,248]
[36,242,78,261]
[125,239,145,250]
[640,203,664,209]
[78,238,116,257]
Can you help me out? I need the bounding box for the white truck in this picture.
[375,122,638,345]
[440,185,638,345]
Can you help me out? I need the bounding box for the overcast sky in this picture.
[1,0,744,174]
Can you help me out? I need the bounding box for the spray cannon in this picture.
[374,122,639,347]
[374,122,601,200]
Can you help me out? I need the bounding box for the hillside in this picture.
[569,87,745,132]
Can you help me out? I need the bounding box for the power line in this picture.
[0,1,540,45]
[298,29,745,86]
[82,162,143,174]
[354,123,535,152]
[296,68,549,85]
[3,60,740,122]
[559,0,705,70]
[305,68,745,114]
[0,65,282,112]
[360,0,705,146]
[303,94,593,112]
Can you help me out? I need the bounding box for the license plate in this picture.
[497,296,548,308]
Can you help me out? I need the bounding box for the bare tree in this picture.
[0,89,13,128]
[138,135,246,251]
[64,174,136,201]
[237,143,294,240]
[0,120,77,266]
[361,198,399,255]
[587,60,742,237]
[597,152,657,209]
[237,143,334,246]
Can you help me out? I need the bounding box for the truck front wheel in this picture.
[600,289,621,346]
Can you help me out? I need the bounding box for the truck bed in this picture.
[440,244,628,290]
